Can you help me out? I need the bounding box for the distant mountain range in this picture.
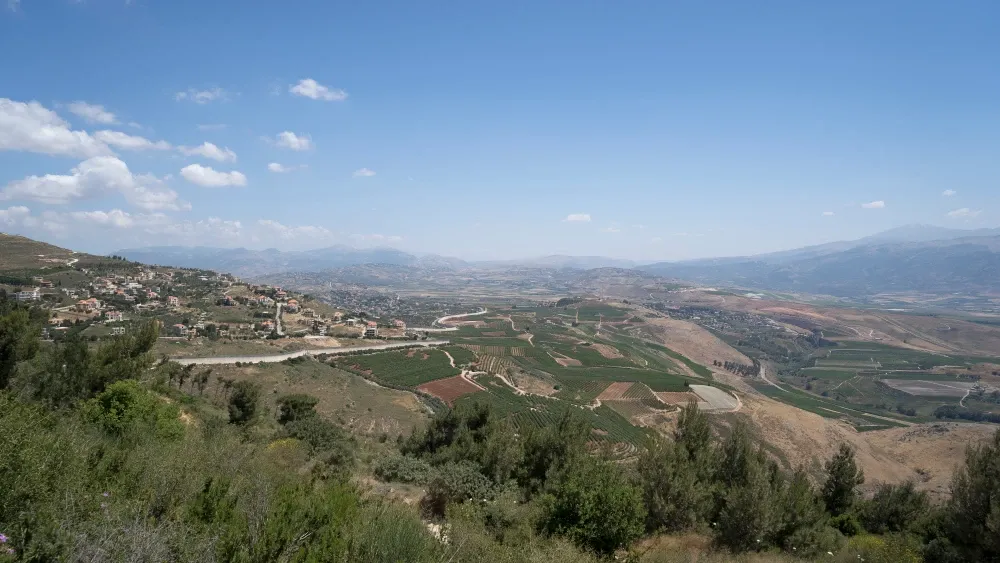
[117,224,1000,296]
[115,246,637,276]
[641,225,1000,296]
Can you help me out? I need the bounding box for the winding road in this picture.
[173,339,450,366]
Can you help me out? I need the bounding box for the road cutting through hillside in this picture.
[173,339,450,365]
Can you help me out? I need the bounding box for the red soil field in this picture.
[418,375,483,405]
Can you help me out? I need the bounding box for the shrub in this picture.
[82,380,184,440]
[422,461,496,519]
[373,455,433,485]
[540,457,646,556]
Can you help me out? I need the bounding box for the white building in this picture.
[15,288,40,301]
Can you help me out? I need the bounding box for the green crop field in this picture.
[753,383,908,430]
[552,367,690,394]
[339,349,460,387]
[800,368,857,381]
[456,380,651,458]
[442,345,476,366]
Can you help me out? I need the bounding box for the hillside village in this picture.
[0,242,422,355]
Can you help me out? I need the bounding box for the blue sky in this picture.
[2,0,999,261]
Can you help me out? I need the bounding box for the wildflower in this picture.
[102,492,110,497]
[0,534,7,544]
[5,548,13,555]
[100,503,108,509]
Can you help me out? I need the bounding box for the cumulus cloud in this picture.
[94,130,172,151]
[289,79,348,102]
[861,200,885,209]
[946,208,981,219]
[0,205,31,226]
[942,189,957,197]
[352,168,376,177]
[273,131,312,151]
[562,213,591,222]
[180,164,247,188]
[0,156,188,211]
[174,88,228,104]
[822,211,835,216]
[178,142,237,162]
[0,97,112,158]
[600,227,621,233]
[267,162,305,173]
[67,101,118,124]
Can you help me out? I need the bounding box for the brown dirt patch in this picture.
[480,331,506,337]
[513,373,559,396]
[639,315,751,377]
[405,349,416,358]
[555,356,582,367]
[591,342,624,359]
[417,375,482,406]
[741,394,996,498]
[597,381,634,401]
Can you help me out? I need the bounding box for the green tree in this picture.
[942,429,1000,561]
[276,393,319,424]
[228,380,261,425]
[0,308,40,389]
[638,436,713,532]
[859,481,929,534]
[540,457,646,556]
[822,444,865,517]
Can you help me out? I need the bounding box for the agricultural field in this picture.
[417,375,483,405]
[336,349,460,387]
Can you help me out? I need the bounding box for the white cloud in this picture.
[600,227,621,233]
[267,162,305,173]
[178,142,237,162]
[562,213,591,222]
[180,164,247,188]
[352,168,376,177]
[67,101,118,124]
[0,205,31,226]
[946,208,981,219]
[349,233,403,244]
[650,236,663,243]
[197,124,227,131]
[942,189,957,197]
[174,87,228,104]
[822,211,835,216]
[274,131,312,151]
[289,79,348,102]
[94,130,172,151]
[8,0,21,11]
[257,219,333,240]
[0,98,112,158]
[0,156,188,211]
[861,200,885,209]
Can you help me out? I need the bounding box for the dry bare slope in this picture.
[741,395,995,498]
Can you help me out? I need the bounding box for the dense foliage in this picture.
[2,297,1000,562]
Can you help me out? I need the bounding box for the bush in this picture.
[276,393,319,424]
[422,461,496,519]
[82,380,184,440]
[373,455,433,485]
[540,457,646,556]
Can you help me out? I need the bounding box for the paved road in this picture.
[275,302,284,336]
[173,339,451,366]
[434,308,488,326]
